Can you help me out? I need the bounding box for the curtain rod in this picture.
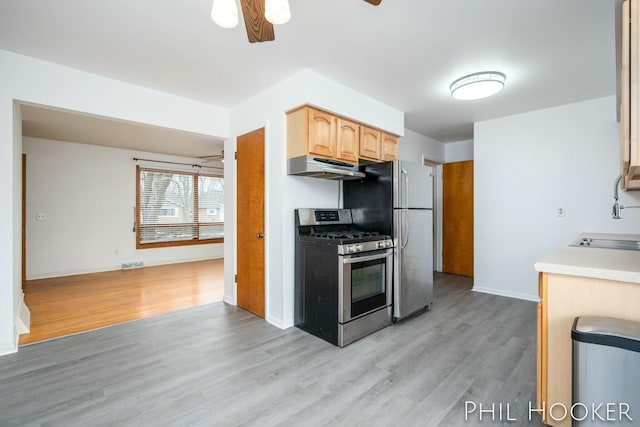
[132,157,223,170]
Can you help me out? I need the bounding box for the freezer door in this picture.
[393,161,433,209]
[393,208,433,320]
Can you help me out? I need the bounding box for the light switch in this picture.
[36,212,47,221]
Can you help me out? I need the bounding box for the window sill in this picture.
[136,238,224,250]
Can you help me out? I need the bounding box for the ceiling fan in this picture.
[198,152,224,164]
[212,0,382,44]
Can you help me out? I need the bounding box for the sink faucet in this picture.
[613,175,640,219]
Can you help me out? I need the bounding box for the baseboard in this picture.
[472,286,540,303]
[15,293,30,334]
[26,256,223,280]
[0,344,18,357]
[282,320,294,329]
[266,315,286,329]
[223,295,234,305]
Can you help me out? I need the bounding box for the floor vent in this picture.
[122,261,144,270]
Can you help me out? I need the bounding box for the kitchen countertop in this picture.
[534,233,640,284]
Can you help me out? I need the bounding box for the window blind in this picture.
[137,166,223,246]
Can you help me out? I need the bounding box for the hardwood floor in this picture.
[20,259,224,345]
[1,272,544,427]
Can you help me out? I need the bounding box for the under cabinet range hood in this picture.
[288,156,365,180]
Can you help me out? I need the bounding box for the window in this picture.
[136,166,224,248]
[159,208,178,217]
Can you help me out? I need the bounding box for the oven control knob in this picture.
[349,244,363,253]
[377,241,390,249]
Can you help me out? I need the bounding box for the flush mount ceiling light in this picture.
[211,0,239,29]
[450,71,506,101]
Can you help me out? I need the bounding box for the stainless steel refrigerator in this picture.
[344,160,434,321]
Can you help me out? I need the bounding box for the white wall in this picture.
[228,69,404,328]
[399,129,445,163]
[445,139,474,163]
[23,137,223,279]
[0,49,229,355]
[474,95,640,301]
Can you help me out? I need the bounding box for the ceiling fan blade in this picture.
[363,0,382,5]
[239,0,275,43]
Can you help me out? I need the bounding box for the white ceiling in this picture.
[0,0,617,143]
[21,104,224,158]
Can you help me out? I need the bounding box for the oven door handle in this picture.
[341,250,392,264]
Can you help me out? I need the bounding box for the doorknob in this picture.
[256,232,264,239]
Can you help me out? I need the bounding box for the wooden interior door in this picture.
[236,128,265,318]
[443,160,474,277]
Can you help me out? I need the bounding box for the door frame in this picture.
[22,153,26,283]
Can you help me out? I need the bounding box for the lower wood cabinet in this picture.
[537,272,640,427]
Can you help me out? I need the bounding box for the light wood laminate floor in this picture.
[1,273,544,427]
[20,259,224,345]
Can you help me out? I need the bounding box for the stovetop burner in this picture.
[303,229,392,246]
[296,208,393,247]
[310,230,381,240]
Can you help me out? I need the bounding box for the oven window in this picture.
[351,258,387,317]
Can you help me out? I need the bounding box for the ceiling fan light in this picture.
[450,71,506,100]
[211,0,239,29]
[265,0,291,25]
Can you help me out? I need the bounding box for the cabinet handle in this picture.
[256,232,264,239]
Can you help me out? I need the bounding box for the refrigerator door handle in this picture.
[401,168,408,208]
[402,209,409,249]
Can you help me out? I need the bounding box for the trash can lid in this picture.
[572,317,640,353]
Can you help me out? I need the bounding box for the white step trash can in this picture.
[572,316,640,426]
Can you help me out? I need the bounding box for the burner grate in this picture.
[310,230,381,240]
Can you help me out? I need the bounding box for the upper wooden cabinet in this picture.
[620,0,640,189]
[381,133,399,161]
[359,126,381,161]
[336,118,359,163]
[308,108,336,158]
[287,105,398,164]
[360,128,399,162]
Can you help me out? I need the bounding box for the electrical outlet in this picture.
[557,207,566,217]
[36,212,47,221]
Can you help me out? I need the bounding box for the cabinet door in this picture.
[630,0,640,179]
[336,118,359,163]
[381,133,398,161]
[359,126,381,161]
[622,0,631,174]
[537,273,548,425]
[308,108,336,158]
[622,0,640,188]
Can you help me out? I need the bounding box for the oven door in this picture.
[339,248,393,323]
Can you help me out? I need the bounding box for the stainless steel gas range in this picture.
[294,208,393,347]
